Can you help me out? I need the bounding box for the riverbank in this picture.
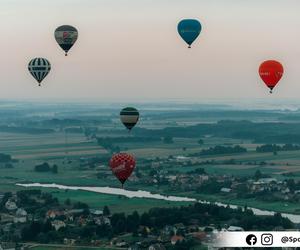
[17,183,300,224]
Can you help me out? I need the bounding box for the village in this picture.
[93,153,300,205]
[1,158,299,250]
[0,187,277,250]
[0,189,239,250]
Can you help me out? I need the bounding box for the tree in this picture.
[135,169,142,178]
[163,136,174,144]
[52,164,58,174]
[0,192,12,209]
[140,213,151,227]
[0,153,12,163]
[254,169,262,180]
[34,162,51,172]
[64,198,71,206]
[193,168,206,175]
[111,213,126,234]
[198,139,204,145]
[141,227,148,238]
[103,206,110,216]
[286,179,296,192]
[126,211,140,232]
[42,220,54,233]
[73,201,89,210]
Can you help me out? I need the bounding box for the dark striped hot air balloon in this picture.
[54,25,78,56]
[28,58,51,86]
[120,107,139,131]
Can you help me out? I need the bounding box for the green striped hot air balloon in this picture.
[28,57,51,86]
[120,107,139,131]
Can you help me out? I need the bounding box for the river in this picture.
[16,183,300,223]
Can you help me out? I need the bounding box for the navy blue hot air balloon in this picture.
[177,19,202,48]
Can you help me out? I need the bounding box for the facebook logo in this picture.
[246,234,257,246]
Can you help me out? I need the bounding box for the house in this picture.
[115,240,128,247]
[191,232,207,241]
[94,216,111,226]
[176,156,189,162]
[66,209,84,215]
[174,223,185,234]
[2,223,13,233]
[91,209,103,216]
[14,208,27,223]
[171,235,184,245]
[77,216,87,226]
[258,178,277,184]
[128,243,141,250]
[159,225,174,242]
[167,175,177,181]
[282,188,290,194]
[51,220,66,231]
[0,213,14,223]
[5,200,17,211]
[197,175,209,183]
[227,226,244,232]
[0,242,17,250]
[149,243,166,250]
[46,210,64,219]
[64,238,76,245]
[220,188,232,193]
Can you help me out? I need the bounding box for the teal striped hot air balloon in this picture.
[28,58,51,86]
[177,19,202,48]
[120,107,139,131]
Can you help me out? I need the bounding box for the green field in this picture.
[1,110,300,215]
[31,246,117,250]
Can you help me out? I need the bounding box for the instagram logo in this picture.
[261,234,273,245]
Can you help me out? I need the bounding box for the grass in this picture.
[47,189,192,214]
[191,193,300,214]
[31,246,117,250]
[1,129,300,215]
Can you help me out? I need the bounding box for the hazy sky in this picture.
[1,0,300,101]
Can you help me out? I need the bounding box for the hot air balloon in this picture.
[120,107,139,131]
[109,153,136,188]
[28,58,51,86]
[259,60,284,93]
[177,19,202,48]
[54,25,78,56]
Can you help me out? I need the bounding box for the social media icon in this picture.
[261,234,273,245]
[246,234,257,246]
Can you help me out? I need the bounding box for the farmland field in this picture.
[1,102,300,215]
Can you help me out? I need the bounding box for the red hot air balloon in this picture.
[109,153,136,188]
[259,60,284,93]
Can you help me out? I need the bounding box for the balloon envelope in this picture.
[55,25,78,56]
[259,60,284,93]
[177,19,202,48]
[120,107,139,131]
[109,153,136,186]
[28,58,51,86]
